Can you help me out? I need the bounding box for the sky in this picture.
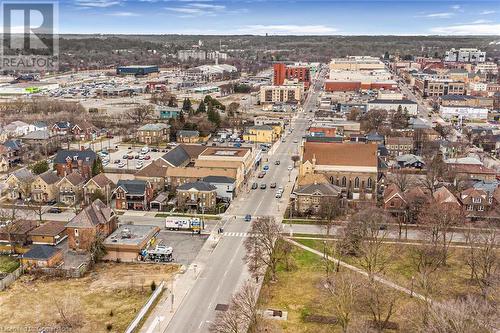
[44,0,500,35]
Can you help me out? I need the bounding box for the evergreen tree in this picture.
[30,160,49,175]
[168,96,178,107]
[92,157,104,177]
[182,98,191,112]
[178,109,185,123]
[196,101,206,113]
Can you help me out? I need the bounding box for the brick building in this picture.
[273,63,311,89]
[53,148,97,180]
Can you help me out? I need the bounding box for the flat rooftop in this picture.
[104,224,159,247]
[200,147,250,158]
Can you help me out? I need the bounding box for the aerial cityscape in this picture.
[0,1,499,332]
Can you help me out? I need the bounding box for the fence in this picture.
[125,280,165,333]
[27,260,91,278]
[0,266,23,291]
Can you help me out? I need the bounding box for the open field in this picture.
[0,262,178,333]
[0,256,19,274]
[258,242,419,333]
[295,238,483,301]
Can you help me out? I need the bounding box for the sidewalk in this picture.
[139,221,225,333]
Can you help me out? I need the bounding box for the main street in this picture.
[148,68,326,333]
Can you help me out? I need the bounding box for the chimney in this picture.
[80,146,85,151]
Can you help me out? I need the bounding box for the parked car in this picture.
[127,155,134,160]
[263,165,269,171]
[287,166,293,171]
[118,162,126,168]
[122,154,128,159]
[48,207,62,214]
[244,214,252,222]
[46,199,57,206]
[258,172,266,178]
[260,183,267,189]
[114,160,120,164]
[144,155,151,160]
[275,191,282,198]
[275,160,280,165]
[251,182,258,190]
[270,183,277,188]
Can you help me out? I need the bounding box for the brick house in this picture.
[65,199,117,252]
[71,122,99,141]
[53,148,97,180]
[137,123,170,145]
[294,181,342,214]
[21,245,63,269]
[176,130,200,143]
[386,136,414,157]
[51,121,71,136]
[83,173,115,205]
[113,179,153,211]
[460,187,493,219]
[176,181,217,211]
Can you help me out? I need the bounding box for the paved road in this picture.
[159,68,325,333]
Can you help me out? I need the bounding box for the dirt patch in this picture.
[0,262,179,333]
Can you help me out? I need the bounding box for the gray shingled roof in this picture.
[39,171,60,185]
[295,183,342,196]
[177,181,216,192]
[23,244,61,260]
[54,149,97,164]
[161,145,191,167]
[177,130,199,137]
[66,199,114,228]
[116,179,148,195]
[22,130,52,140]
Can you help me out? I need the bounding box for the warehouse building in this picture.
[367,99,418,116]
[116,65,159,76]
[439,106,489,121]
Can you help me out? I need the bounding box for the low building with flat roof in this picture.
[103,224,160,262]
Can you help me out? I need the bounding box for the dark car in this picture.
[48,207,62,214]
[260,183,267,189]
[122,154,128,159]
[244,214,252,222]
[274,160,280,165]
[251,182,258,190]
[46,199,57,206]
[151,148,158,152]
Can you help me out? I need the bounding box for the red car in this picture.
[144,155,151,160]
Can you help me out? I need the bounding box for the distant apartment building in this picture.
[207,51,228,61]
[414,78,466,97]
[444,48,486,63]
[177,49,207,62]
[259,82,304,104]
[474,62,498,74]
[273,63,311,89]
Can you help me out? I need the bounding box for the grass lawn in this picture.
[0,255,20,274]
[258,243,420,333]
[0,262,178,333]
[295,238,480,301]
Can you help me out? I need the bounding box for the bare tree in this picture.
[244,217,283,282]
[465,226,498,299]
[360,284,398,332]
[418,201,462,265]
[352,208,393,281]
[392,169,413,192]
[290,155,300,167]
[325,272,359,333]
[126,104,154,124]
[210,282,261,333]
[410,243,442,302]
[52,296,83,329]
[318,196,343,236]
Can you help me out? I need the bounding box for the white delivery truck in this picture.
[165,217,203,233]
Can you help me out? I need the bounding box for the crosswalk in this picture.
[222,232,252,238]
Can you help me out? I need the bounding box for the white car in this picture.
[141,147,149,154]
[118,162,126,168]
[275,191,282,198]
[135,164,143,169]
[287,166,293,171]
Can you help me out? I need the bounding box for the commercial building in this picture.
[367,99,418,116]
[439,106,489,121]
[439,95,494,109]
[103,225,160,262]
[444,48,486,63]
[137,123,170,144]
[259,82,304,104]
[386,137,414,156]
[116,65,159,76]
[243,125,277,143]
[273,63,311,89]
[329,56,385,71]
[414,78,466,98]
[0,82,59,95]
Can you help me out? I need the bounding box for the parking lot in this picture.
[101,146,170,171]
[155,231,208,266]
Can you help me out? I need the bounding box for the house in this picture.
[53,148,97,179]
[158,106,182,120]
[72,121,99,141]
[176,181,217,211]
[28,221,67,245]
[137,123,170,145]
[150,192,170,211]
[134,159,169,192]
[0,220,38,248]
[103,225,160,262]
[83,173,115,205]
[51,121,71,136]
[383,183,407,213]
[21,245,63,269]
[299,142,379,200]
[177,130,200,143]
[243,125,276,143]
[433,186,461,208]
[21,130,59,157]
[383,184,431,222]
[2,139,22,165]
[460,187,493,219]
[294,182,342,214]
[166,167,238,190]
[113,179,153,211]
[448,164,497,182]
[66,199,117,252]
[31,171,60,203]
[57,172,85,206]
[28,121,48,132]
[4,121,30,137]
[0,145,12,172]
[202,175,236,202]
[396,154,425,169]
[386,137,414,156]
[0,127,8,143]
[5,168,34,200]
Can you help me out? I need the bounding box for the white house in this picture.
[4,121,30,137]
[28,121,48,133]
[439,106,488,121]
[202,176,236,202]
[367,99,418,116]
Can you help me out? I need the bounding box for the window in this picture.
[478,205,484,211]
[354,177,360,189]
[341,177,347,187]
[367,178,373,189]
[74,229,79,236]
[466,205,473,211]
[472,197,481,204]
